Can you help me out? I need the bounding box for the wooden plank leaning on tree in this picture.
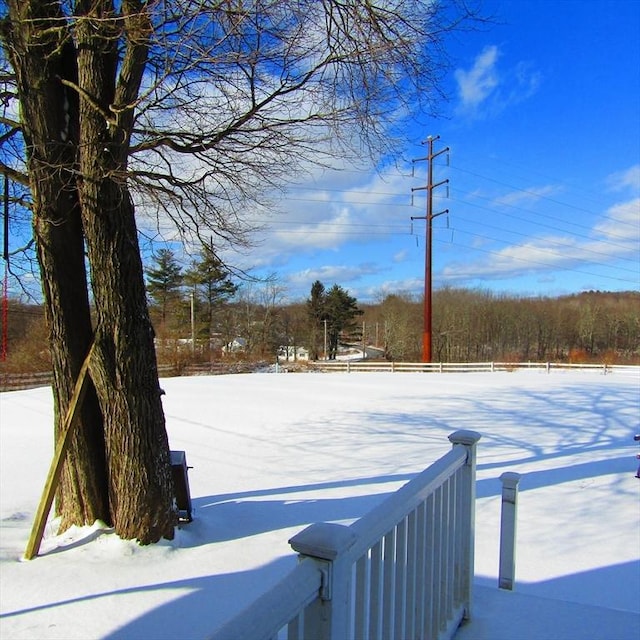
[24,341,95,560]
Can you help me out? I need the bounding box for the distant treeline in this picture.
[1,288,638,372]
[366,289,640,364]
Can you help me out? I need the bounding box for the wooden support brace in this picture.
[24,342,95,560]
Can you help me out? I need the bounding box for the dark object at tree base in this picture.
[170,451,193,522]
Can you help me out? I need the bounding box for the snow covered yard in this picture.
[1,370,639,639]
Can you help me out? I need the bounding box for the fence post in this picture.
[448,429,481,621]
[498,472,521,590]
[289,522,357,640]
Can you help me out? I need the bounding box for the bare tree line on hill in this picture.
[372,289,640,364]
[3,288,638,371]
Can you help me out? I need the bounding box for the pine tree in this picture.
[306,280,326,360]
[185,247,237,338]
[146,249,184,324]
[306,281,362,360]
[325,285,363,360]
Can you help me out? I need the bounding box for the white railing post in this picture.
[289,522,357,640]
[448,429,481,621]
[498,471,521,590]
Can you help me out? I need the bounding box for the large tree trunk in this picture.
[4,0,110,530]
[81,183,175,543]
[74,0,175,543]
[4,0,175,543]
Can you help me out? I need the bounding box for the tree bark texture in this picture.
[74,0,175,543]
[4,0,110,530]
[3,0,175,543]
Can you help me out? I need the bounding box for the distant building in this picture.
[278,345,309,361]
[222,337,247,354]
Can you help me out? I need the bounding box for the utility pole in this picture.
[190,291,195,354]
[2,173,9,362]
[362,321,366,360]
[323,318,328,360]
[412,136,449,363]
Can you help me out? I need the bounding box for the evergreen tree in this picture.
[306,281,363,360]
[306,280,326,360]
[184,247,238,340]
[146,249,183,324]
[325,285,363,360]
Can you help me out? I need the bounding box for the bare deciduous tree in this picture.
[0,0,481,543]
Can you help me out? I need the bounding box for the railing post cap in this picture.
[448,430,482,446]
[500,471,522,487]
[289,522,357,560]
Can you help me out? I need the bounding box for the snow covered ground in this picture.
[0,369,639,639]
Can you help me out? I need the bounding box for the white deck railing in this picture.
[210,430,481,640]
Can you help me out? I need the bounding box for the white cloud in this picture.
[454,45,500,109]
[361,277,423,301]
[231,165,415,271]
[593,197,640,246]
[606,165,640,193]
[492,184,562,207]
[441,196,640,287]
[286,263,384,288]
[509,61,542,103]
[454,46,541,119]
[393,249,409,263]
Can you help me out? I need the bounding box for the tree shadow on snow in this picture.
[176,380,638,546]
[0,556,297,640]
[474,559,640,613]
[183,472,415,545]
[475,455,635,499]
[346,382,639,496]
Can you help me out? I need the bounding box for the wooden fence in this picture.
[308,361,638,375]
[0,371,53,392]
[210,430,481,640]
[2,362,637,391]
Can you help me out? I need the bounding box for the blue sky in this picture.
[234,0,640,303]
[2,0,638,304]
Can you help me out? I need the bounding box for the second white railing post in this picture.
[498,471,521,590]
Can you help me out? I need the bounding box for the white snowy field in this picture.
[0,369,639,640]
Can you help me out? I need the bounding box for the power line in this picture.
[262,205,638,274]
[447,163,639,230]
[448,215,640,273]
[430,231,639,286]
[446,194,640,262]
[452,153,636,210]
